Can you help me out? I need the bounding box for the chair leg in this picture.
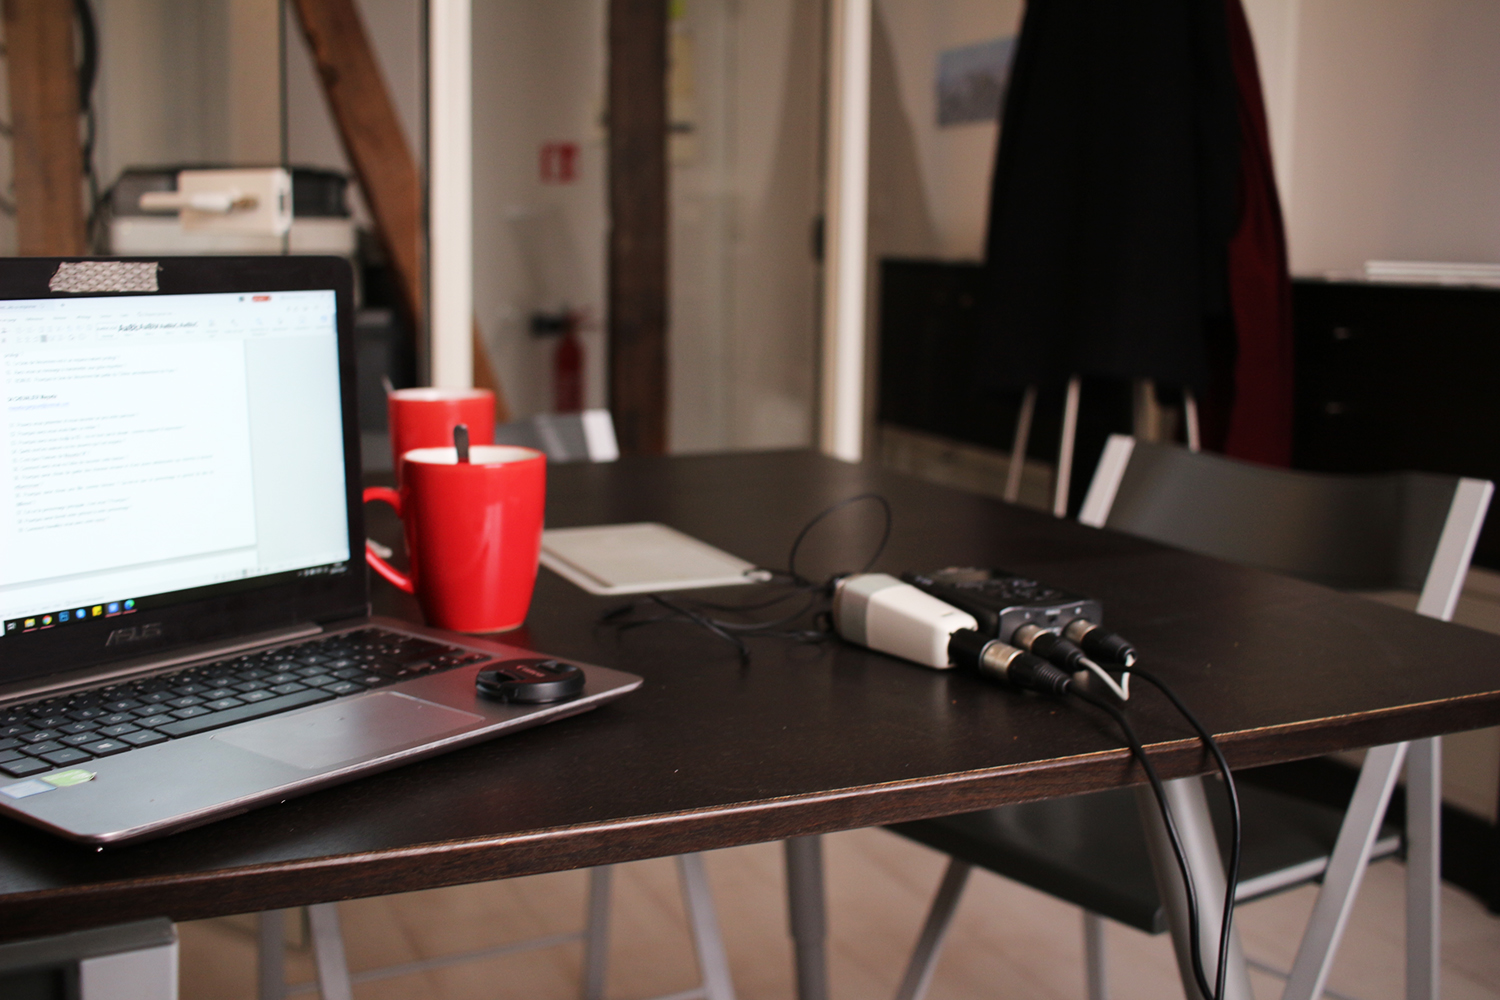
[257,910,287,1000]
[1130,378,1160,442]
[581,866,613,1000]
[677,853,737,1000]
[306,902,354,1000]
[892,858,971,1000]
[1053,375,1081,517]
[1406,737,1441,1000]
[1283,741,1408,1000]
[1005,385,1037,503]
[784,836,828,1000]
[1182,389,1201,452]
[1082,911,1107,1000]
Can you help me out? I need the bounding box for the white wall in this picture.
[872,0,1023,262]
[1246,0,1500,275]
[92,0,233,180]
[869,0,1500,276]
[468,2,610,420]
[671,0,824,452]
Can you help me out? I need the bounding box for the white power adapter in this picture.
[832,573,1075,696]
[831,573,977,669]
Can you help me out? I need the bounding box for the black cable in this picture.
[688,585,821,615]
[786,493,892,587]
[605,590,830,661]
[605,493,893,657]
[704,593,825,632]
[75,0,98,108]
[1068,686,1221,1000]
[646,594,750,664]
[703,493,893,635]
[75,0,102,242]
[1126,666,1241,1000]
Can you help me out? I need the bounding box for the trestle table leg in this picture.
[785,836,828,1000]
[1405,737,1441,1000]
[1135,777,1252,1000]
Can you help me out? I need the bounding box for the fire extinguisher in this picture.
[554,317,583,413]
[532,308,586,413]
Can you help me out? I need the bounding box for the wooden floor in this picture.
[180,820,1500,999]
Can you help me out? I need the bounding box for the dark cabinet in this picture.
[876,259,997,447]
[876,259,1078,464]
[1294,279,1500,569]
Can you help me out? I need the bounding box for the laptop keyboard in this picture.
[0,628,493,778]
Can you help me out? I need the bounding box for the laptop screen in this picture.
[1,289,351,635]
[0,257,366,693]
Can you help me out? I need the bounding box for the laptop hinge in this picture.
[0,623,324,707]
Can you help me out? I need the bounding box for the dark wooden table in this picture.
[3,450,1500,949]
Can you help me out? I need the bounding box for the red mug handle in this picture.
[362,486,415,594]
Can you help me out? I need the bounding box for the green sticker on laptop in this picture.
[43,769,96,788]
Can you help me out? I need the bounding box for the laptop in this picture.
[0,256,640,845]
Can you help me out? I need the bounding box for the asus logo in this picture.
[105,623,164,646]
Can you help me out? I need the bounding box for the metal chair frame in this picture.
[894,435,1491,1000]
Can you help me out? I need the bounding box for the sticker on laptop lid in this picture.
[2,779,56,800]
[43,769,96,788]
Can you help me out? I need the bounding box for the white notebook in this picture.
[540,522,760,595]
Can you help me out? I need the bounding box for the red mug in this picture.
[387,387,495,478]
[364,445,546,632]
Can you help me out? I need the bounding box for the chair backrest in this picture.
[492,409,619,464]
[1078,435,1493,622]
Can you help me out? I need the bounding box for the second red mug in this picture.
[364,445,546,633]
[387,387,495,479]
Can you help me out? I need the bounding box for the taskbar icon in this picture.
[6,597,140,635]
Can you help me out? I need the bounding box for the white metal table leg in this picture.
[1405,737,1441,1000]
[306,902,354,1000]
[1082,911,1108,1000]
[582,866,614,1000]
[785,836,829,1000]
[257,910,287,1000]
[678,853,737,1000]
[1135,777,1252,1000]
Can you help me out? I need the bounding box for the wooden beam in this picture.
[3,0,85,255]
[607,0,669,454]
[290,0,507,417]
[291,0,423,349]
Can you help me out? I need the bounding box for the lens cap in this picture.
[476,658,586,703]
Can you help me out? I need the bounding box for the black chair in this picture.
[888,436,1492,1000]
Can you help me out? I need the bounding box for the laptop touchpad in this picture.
[215,692,485,770]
